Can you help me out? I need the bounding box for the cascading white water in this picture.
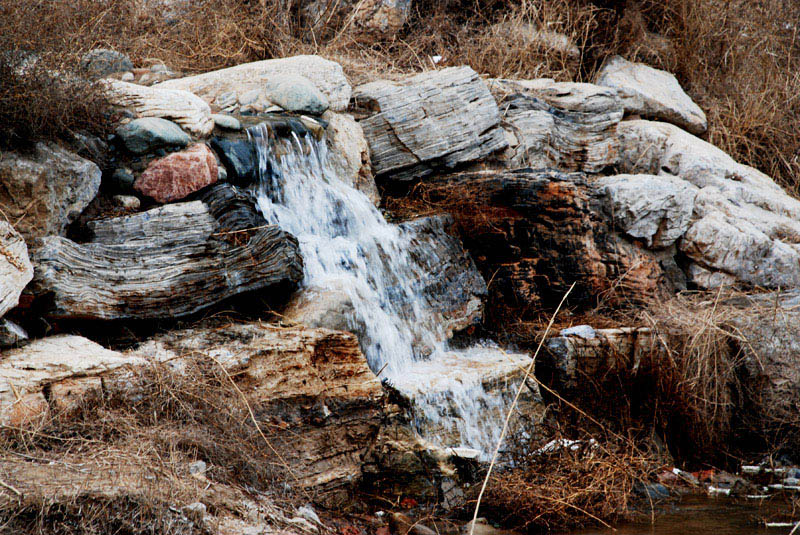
[248,123,530,456]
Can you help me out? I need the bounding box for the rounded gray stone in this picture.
[265,74,329,115]
[116,118,190,155]
[211,113,242,131]
[81,49,133,78]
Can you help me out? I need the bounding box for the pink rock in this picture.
[134,143,218,203]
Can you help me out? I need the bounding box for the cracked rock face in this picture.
[0,221,33,319]
[618,120,800,288]
[352,66,508,182]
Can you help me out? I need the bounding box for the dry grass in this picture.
[0,360,301,533]
[2,0,799,186]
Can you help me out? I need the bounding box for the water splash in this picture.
[248,122,532,456]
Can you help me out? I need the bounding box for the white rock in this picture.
[105,79,214,137]
[0,221,33,317]
[618,120,800,288]
[596,56,707,135]
[560,325,597,340]
[596,174,697,248]
[156,55,351,112]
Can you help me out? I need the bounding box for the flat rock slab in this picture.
[352,66,508,181]
[0,143,101,242]
[596,55,707,135]
[0,221,33,317]
[619,120,800,288]
[490,78,623,173]
[31,185,303,320]
[105,79,214,136]
[157,55,351,113]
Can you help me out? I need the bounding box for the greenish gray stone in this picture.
[211,114,242,131]
[81,49,133,78]
[111,167,136,191]
[116,118,190,155]
[265,74,329,115]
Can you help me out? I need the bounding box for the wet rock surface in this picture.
[115,116,191,154]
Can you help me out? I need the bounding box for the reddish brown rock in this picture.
[134,143,218,203]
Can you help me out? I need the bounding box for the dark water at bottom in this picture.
[561,496,794,535]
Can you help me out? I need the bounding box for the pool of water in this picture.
[562,496,794,535]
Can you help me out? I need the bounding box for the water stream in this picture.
[247,123,530,455]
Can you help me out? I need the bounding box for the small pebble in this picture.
[188,460,207,475]
[211,113,242,131]
[112,195,140,210]
[120,71,134,82]
[182,502,206,523]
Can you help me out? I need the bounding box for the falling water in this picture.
[248,122,531,456]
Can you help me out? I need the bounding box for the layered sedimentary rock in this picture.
[105,79,215,136]
[405,169,674,322]
[596,55,707,135]
[490,78,623,172]
[157,55,351,112]
[0,323,386,503]
[0,143,101,242]
[31,185,302,320]
[618,120,800,288]
[352,67,508,181]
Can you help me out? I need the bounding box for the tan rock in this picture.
[323,111,378,205]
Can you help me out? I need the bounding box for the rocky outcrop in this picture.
[618,120,800,288]
[399,215,487,337]
[352,67,508,182]
[490,79,623,172]
[0,143,101,242]
[0,221,33,317]
[405,169,675,324]
[0,323,386,502]
[157,55,351,112]
[596,174,697,249]
[134,142,218,203]
[596,56,707,135]
[131,323,385,498]
[105,79,215,137]
[30,187,302,320]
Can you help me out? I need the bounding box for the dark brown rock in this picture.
[402,169,674,329]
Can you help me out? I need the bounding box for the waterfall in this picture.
[248,122,531,456]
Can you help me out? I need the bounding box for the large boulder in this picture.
[596,174,697,249]
[134,142,218,203]
[490,78,623,173]
[596,56,707,135]
[0,143,101,242]
[105,79,214,137]
[156,55,351,112]
[618,120,800,288]
[351,66,508,182]
[30,185,303,320]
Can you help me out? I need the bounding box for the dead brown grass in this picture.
[2,0,799,187]
[0,360,302,533]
